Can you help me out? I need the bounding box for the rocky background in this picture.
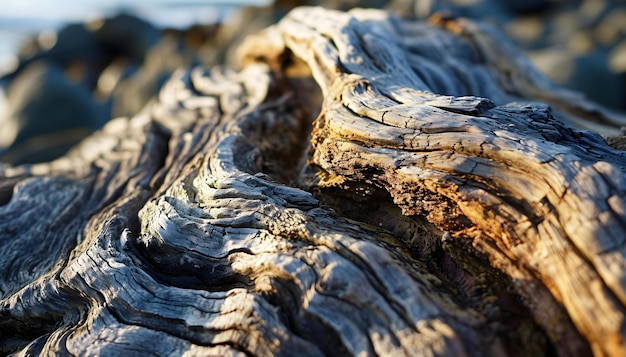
[0,0,624,164]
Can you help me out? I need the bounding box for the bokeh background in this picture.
[0,0,624,164]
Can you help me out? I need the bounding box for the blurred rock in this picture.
[36,24,102,65]
[90,13,161,63]
[499,0,555,14]
[110,35,192,118]
[0,13,169,163]
[0,61,105,164]
[569,52,626,111]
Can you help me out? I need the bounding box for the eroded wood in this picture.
[240,7,626,356]
[1,6,626,357]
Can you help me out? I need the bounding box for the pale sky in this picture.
[0,1,270,26]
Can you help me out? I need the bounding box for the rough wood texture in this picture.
[2,7,626,356]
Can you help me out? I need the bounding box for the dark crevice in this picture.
[105,304,254,356]
[0,178,18,207]
[0,280,89,356]
[132,234,253,292]
[302,169,556,355]
[262,278,351,357]
[233,52,321,185]
[333,239,429,335]
[147,121,173,192]
[0,325,55,355]
[432,238,558,356]
[0,332,50,356]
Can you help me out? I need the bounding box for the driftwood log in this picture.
[2,7,626,356]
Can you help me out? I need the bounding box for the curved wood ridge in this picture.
[1,6,625,356]
[241,7,626,356]
[0,64,496,356]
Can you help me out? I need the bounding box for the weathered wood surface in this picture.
[2,6,626,356]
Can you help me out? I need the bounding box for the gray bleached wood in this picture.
[2,6,626,357]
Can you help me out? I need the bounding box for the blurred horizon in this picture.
[0,0,268,123]
[0,0,268,74]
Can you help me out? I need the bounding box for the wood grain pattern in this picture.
[2,7,626,356]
